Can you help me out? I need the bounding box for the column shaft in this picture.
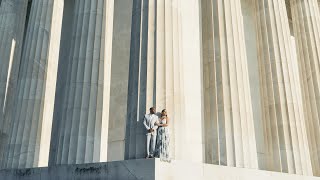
[201,0,258,168]
[291,0,320,176]
[49,0,114,165]
[0,0,28,169]
[146,0,155,111]
[0,0,15,129]
[106,0,133,161]
[254,0,313,175]
[2,0,63,168]
[0,0,15,169]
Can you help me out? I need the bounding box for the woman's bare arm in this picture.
[155,120,163,127]
[156,123,163,127]
[163,117,169,127]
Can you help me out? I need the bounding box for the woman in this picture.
[155,109,171,162]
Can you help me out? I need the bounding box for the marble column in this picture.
[0,0,15,131]
[125,0,203,162]
[106,0,133,161]
[49,0,114,165]
[201,0,258,168]
[2,0,63,169]
[0,0,28,169]
[254,0,313,175]
[177,0,203,162]
[0,0,15,169]
[290,0,320,176]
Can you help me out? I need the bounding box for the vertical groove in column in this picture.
[135,0,148,159]
[164,0,174,114]
[254,0,313,175]
[146,0,155,114]
[163,0,174,158]
[201,0,258,169]
[156,0,165,109]
[171,0,180,160]
[202,0,218,165]
[2,0,62,169]
[49,0,113,165]
[291,0,320,176]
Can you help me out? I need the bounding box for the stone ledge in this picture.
[0,159,155,180]
[1,159,320,180]
[156,160,320,180]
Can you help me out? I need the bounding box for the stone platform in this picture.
[0,159,319,180]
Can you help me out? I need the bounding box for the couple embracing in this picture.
[143,107,171,162]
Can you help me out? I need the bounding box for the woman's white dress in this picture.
[155,117,171,162]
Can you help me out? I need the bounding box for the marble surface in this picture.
[107,0,133,162]
[48,0,115,165]
[291,0,320,176]
[0,0,28,168]
[0,159,319,180]
[156,159,320,180]
[201,0,258,168]
[253,0,312,175]
[0,159,155,180]
[1,0,63,169]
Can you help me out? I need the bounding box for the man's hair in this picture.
[150,107,155,110]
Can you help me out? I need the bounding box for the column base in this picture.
[0,159,319,179]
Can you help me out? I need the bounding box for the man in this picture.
[143,107,159,158]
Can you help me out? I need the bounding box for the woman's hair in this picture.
[161,109,167,117]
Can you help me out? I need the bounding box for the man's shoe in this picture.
[149,155,154,158]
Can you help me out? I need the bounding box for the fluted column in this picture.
[0,1,29,170]
[201,0,258,168]
[49,0,114,165]
[125,0,203,162]
[0,0,15,169]
[0,0,15,129]
[0,0,28,169]
[291,0,320,176]
[254,0,312,175]
[2,0,63,168]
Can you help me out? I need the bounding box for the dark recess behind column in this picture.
[17,0,32,80]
